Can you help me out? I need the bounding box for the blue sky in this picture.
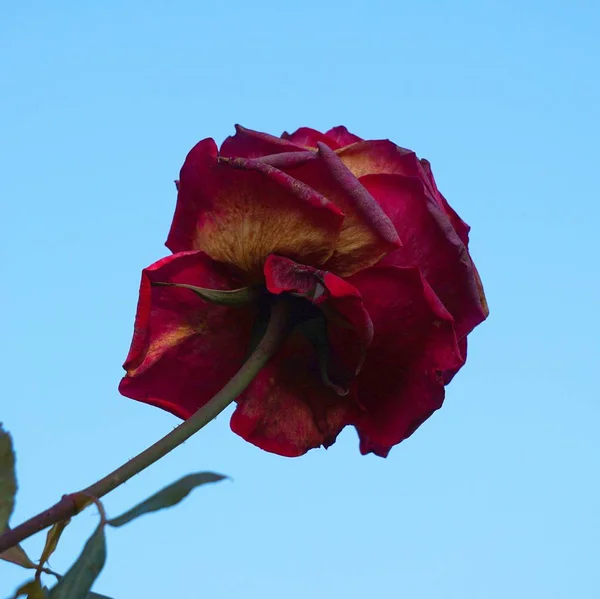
[1,1,599,597]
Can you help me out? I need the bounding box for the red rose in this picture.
[119,125,488,457]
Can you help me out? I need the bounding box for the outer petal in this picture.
[281,127,341,150]
[347,265,463,457]
[444,336,467,384]
[317,143,402,276]
[337,140,472,244]
[325,125,363,147]
[230,330,356,457]
[419,158,471,246]
[259,142,401,277]
[220,124,304,159]
[166,138,343,281]
[360,173,487,339]
[229,255,373,457]
[119,251,255,418]
[336,140,429,180]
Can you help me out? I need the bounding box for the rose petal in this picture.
[281,127,341,150]
[316,143,402,276]
[228,254,373,457]
[471,261,490,318]
[419,158,471,246]
[166,138,343,281]
[360,173,487,339]
[444,336,468,384]
[259,142,401,277]
[265,254,373,379]
[336,140,418,178]
[347,265,463,457]
[230,330,356,457]
[325,125,363,147]
[220,124,304,159]
[119,251,255,418]
[253,150,318,171]
[337,140,473,246]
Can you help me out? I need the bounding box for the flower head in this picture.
[120,125,488,457]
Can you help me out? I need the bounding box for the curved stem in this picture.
[0,300,290,554]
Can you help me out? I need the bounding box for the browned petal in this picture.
[317,143,402,276]
[166,138,343,281]
[230,329,357,457]
[259,141,402,277]
[337,140,472,245]
[119,251,256,419]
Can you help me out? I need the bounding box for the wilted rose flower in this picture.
[119,125,488,457]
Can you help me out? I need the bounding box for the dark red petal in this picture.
[347,265,463,457]
[227,254,373,457]
[220,124,304,159]
[325,126,363,147]
[316,143,401,276]
[166,138,343,280]
[253,150,317,171]
[360,173,487,339]
[419,158,471,246]
[256,142,401,277]
[265,254,372,390]
[230,330,356,457]
[264,253,373,360]
[444,336,468,384]
[336,140,419,179]
[337,140,472,245]
[119,251,255,419]
[281,127,341,150]
[471,261,490,318]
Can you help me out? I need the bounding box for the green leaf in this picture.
[107,472,227,528]
[0,425,17,533]
[37,519,71,575]
[0,535,38,569]
[9,579,49,599]
[48,524,106,599]
[152,282,259,306]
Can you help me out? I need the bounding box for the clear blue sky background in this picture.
[1,1,599,597]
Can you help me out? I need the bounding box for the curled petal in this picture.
[253,150,317,171]
[419,158,471,246]
[347,265,463,457]
[360,173,486,339]
[220,124,304,159]
[259,142,402,277]
[418,160,489,317]
[316,142,401,276]
[325,125,363,147]
[166,138,343,280]
[229,254,374,457]
[337,140,474,247]
[281,127,341,150]
[119,251,255,418]
[265,254,373,387]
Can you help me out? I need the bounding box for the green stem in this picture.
[0,300,290,554]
